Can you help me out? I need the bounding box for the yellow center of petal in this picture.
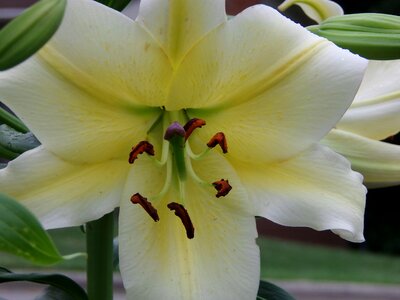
[128,110,232,239]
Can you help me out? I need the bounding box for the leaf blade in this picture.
[0,267,88,300]
[0,193,63,265]
[257,280,296,300]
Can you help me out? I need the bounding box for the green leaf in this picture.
[95,0,132,11]
[0,107,29,133]
[0,0,67,71]
[0,124,40,154]
[0,193,63,265]
[0,267,88,300]
[257,280,296,300]
[0,144,19,160]
[308,13,400,60]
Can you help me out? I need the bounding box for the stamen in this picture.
[167,202,194,239]
[185,141,210,161]
[212,179,232,197]
[185,153,210,186]
[129,141,154,164]
[183,118,206,140]
[152,159,173,200]
[131,193,159,222]
[207,132,228,153]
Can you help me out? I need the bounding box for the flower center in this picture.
[128,110,232,239]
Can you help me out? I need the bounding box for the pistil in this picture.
[128,113,233,239]
[164,121,187,181]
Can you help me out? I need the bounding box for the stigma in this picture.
[127,113,233,239]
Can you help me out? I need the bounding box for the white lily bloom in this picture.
[0,0,367,299]
[323,60,400,188]
[279,0,343,23]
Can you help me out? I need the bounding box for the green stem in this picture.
[0,107,29,133]
[86,211,115,300]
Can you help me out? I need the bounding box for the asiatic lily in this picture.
[0,0,367,299]
[322,60,400,188]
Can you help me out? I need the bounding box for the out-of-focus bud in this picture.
[308,13,400,60]
[0,0,66,71]
[279,0,343,24]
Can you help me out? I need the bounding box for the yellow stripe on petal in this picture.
[168,8,366,164]
[136,0,227,66]
[36,0,173,108]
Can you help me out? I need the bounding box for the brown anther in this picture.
[207,132,228,153]
[129,141,154,164]
[212,179,232,198]
[131,193,159,222]
[167,202,194,239]
[183,118,206,140]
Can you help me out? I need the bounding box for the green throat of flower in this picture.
[128,110,232,239]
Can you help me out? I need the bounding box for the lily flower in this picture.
[0,0,367,298]
[322,60,400,188]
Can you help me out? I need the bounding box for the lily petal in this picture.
[136,0,226,65]
[119,152,259,299]
[323,129,400,188]
[0,147,129,228]
[278,0,343,24]
[0,8,168,163]
[178,6,365,163]
[0,0,171,163]
[338,60,400,140]
[233,143,366,242]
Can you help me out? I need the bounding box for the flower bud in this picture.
[0,0,66,70]
[308,13,400,60]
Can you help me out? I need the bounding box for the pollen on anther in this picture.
[131,193,159,222]
[212,179,232,198]
[183,118,206,140]
[167,202,195,239]
[129,141,154,164]
[207,132,228,153]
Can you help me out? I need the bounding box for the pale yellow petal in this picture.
[233,143,366,242]
[0,0,166,163]
[338,60,400,140]
[0,147,129,228]
[119,151,259,299]
[0,60,160,163]
[175,6,365,163]
[278,0,343,23]
[136,0,226,65]
[40,0,172,107]
[323,129,400,188]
